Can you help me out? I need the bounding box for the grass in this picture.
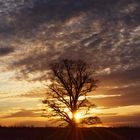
[0,126,140,140]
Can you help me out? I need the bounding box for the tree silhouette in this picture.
[42,59,100,127]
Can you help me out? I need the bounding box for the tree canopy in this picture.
[42,59,100,127]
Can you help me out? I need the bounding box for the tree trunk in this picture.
[70,111,77,128]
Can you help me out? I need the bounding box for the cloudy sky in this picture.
[0,0,140,127]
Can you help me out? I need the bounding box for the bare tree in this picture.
[42,59,99,127]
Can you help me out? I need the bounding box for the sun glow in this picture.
[74,113,82,121]
[64,108,82,122]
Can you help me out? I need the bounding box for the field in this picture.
[0,127,140,140]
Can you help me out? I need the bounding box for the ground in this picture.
[0,127,140,140]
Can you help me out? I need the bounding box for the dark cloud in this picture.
[9,0,139,74]
[2,109,40,118]
[98,66,140,86]
[0,0,33,15]
[93,94,140,108]
[13,0,140,37]
[0,0,140,109]
[93,80,140,107]
[0,24,15,38]
[101,114,140,126]
[0,46,14,56]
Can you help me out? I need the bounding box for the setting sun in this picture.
[64,108,82,122]
[74,113,82,121]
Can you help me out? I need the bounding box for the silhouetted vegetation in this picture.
[0,126,139,140]
[42,59,100,127]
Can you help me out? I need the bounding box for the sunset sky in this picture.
[0,0,140,127]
